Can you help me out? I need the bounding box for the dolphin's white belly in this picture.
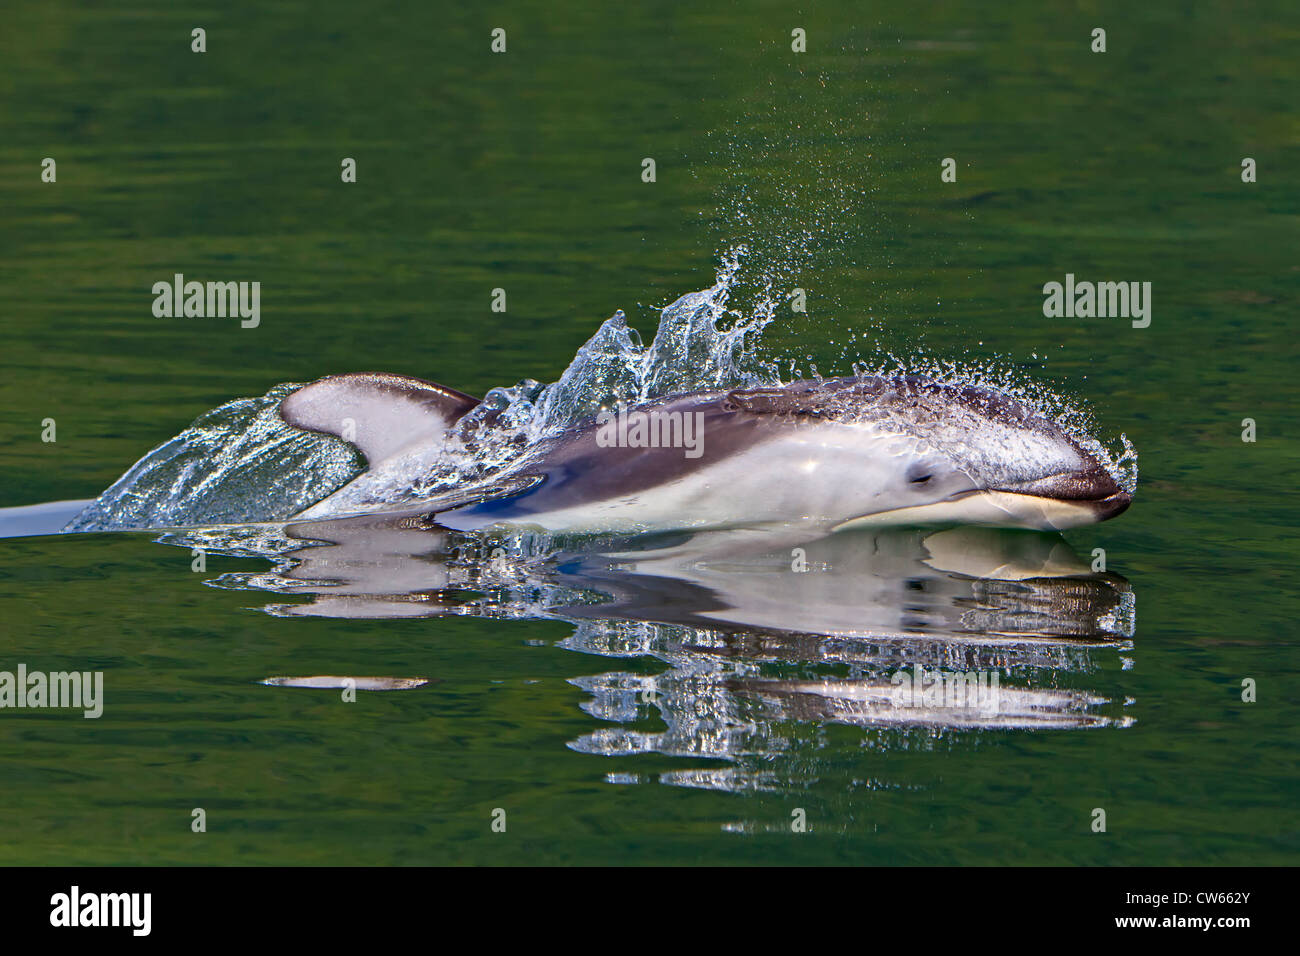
[441,427,925,533]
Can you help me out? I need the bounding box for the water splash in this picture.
[846,349,1138,495]
[67,253,779,531]
[66,249,1136,531]
[64,385,363,532]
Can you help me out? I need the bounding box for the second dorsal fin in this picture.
[279,372,480,467]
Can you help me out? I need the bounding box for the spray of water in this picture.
[66,251,772,531]
[66,245,1136,531]
[64,386,362,532]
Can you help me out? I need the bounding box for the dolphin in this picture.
[279,371,1132,533]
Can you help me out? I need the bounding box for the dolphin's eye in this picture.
[907,469,933,484]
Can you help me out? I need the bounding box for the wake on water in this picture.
[65,252,1138,534]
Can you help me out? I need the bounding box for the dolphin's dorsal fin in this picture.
[279,372,480,466]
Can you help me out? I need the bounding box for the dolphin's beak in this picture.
[834,446,1133,533]
[992,462,1132,523]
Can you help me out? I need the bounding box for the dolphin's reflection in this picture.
[187,513,1136,788]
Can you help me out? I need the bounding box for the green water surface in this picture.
[0,1,1296,865]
